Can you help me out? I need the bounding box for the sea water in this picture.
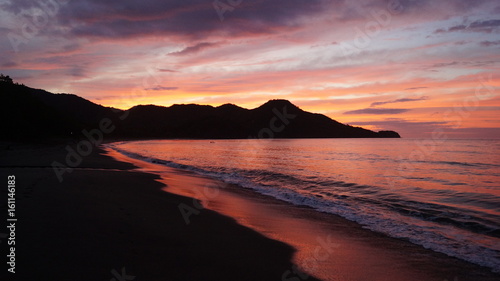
[109,138,500,272]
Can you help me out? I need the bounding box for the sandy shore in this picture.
[0,142,314,281]
[1,142,499,281]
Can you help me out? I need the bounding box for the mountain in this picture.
[0,81,400,140]
[0,81,121,140]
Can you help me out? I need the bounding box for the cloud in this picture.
[48,43,82,55]
[405,87,428,90]
[145,86,178,91]
[169,42,220,56]
[480,40,500,47]
[1,0,498,140]
[26,0,327,40]
[469,19,500,29]
[370,96,429,107]
[432,61,460,67]
[434,19,500,34]
[429,60,495,69]
[448,24,467,32]
[351,119,448,128]
[343,108,411,115]
[69,65,86,77]
[349,118,448,138]
[1,61,17,68]
[350,119,500,139]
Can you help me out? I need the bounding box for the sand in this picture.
[1,142,499,281]
[0,142,314,281]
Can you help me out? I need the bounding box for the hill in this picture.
[0,81,400,140]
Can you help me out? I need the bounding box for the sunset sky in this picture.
[1,0,499,138]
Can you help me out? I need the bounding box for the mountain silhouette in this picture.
[0,81,400,140]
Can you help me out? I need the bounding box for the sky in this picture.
[0,0,499,138]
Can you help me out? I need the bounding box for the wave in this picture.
[107,143,500,273]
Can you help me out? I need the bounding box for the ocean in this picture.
[108,138,500,272]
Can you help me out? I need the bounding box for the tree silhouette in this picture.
[0,73,14,84]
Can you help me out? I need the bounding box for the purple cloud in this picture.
[1,61,18,68]
[145,86,178,91]
[349,119,449,138]
[35,0,328,40]
[169,42,220,56]
[432,61,460,67]
[405,87,428,90]
[434,19,500,34]
[48,43,82,54]
[480,40,500,47]
[351,119,448,129]
[351,119,500,139]
[370,96,429,107]
[344,108,411,115]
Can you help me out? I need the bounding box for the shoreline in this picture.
[105,145,500,281]
[1,141,498,281]
[0,143,315,281]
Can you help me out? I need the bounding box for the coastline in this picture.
[105,144,500,281]
[0,143,315,281]
[1,141,499,281]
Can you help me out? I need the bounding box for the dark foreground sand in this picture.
[0,142,315,281]
[1,142,499,281]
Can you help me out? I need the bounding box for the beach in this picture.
[0,142,314,281]
[1,142,499,281]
